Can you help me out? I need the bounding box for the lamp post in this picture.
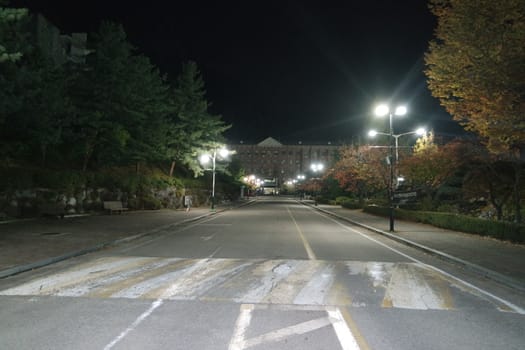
[373,104,408,231]
[368,128,426,164]
[310,163,324,205]
[199,147,230,210]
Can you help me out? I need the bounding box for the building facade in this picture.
[31,14,90,66]
[228,137,342,190]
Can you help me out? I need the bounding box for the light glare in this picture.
[395,106,407,116]
[375,104,389,117]
[199,154,210,164]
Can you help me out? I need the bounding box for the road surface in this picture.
[1,197,523,349]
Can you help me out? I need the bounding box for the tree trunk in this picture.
[82,149,92,172]
[487,180,508,221]
[169,160,176,177]
[513,161,522,223]
[40,143,47,167]
[82,138,96,172]
[490,196,503,221]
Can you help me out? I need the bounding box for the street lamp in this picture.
[199,147,230,210]
[310,163,324,205]
[310,163,324,173]
[368,127,426,163]
[373,103,408,231]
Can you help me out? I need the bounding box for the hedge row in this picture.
[341,200,364,209]
[362,205,525,243]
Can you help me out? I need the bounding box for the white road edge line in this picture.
[287,206,317,260]
[229,304,361,350]
[316,210,525,315]
[243,317,332,348]
[103,298,164,350]
[228,304,254,350]
[104,254,221,349]
[327,307,362,350]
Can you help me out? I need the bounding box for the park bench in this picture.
[103,201,128,215]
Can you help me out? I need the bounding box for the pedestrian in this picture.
[185,195,192,212]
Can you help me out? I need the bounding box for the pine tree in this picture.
[0,0,27,63]
[167,61,231,176]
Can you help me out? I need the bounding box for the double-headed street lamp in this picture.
[368,128,426,164]
[310,163,324,205]
[372,103,408,231]
[310,163,324,173]
[199,147,230,210]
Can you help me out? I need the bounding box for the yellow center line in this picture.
[287,207,316,260]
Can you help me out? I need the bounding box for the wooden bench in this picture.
[103,201,128,215]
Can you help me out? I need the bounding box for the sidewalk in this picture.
[0,205,233,278]
[312,203,525,292]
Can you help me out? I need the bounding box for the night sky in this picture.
[11,0,466,144]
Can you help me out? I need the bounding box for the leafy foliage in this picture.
[330,144,389,201]
[425,0,525,154]
[425,0,525,222]
[398,132,460,191]
[168,61,231,176]
[0,7,237,207]
[363,205,525,243]
[0,0,28,63]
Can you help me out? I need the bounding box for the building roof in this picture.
[257,137,283,147]
[230,136,344,147]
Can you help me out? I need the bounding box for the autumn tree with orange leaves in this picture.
[425,0,525,222]
[330,145,390,203]
[398,133,459,190]
[399,134,472,210]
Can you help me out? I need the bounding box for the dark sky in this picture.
[12,0,465,144]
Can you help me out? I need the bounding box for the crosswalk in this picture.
[0,256,506,311]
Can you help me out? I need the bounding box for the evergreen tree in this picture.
[67,22,172,171]
[0,8,70,166]
[122,54,173,170]
[168,61,231,176]
[0,0,27,63]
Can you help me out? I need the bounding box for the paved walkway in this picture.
[1,200,523,292]
[0,206,229,278]
[312,203,525,292]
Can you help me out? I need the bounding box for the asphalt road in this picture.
[0,197,523,349]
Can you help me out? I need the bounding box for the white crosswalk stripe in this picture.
[0,256,506,311]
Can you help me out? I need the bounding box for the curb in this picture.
[305,203,525,293]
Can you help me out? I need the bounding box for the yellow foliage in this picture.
[425,0,525,154]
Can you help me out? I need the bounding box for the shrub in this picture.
[362,205,525,243]
[313,195,329,204]
[341,200,363,209]
[335,196,351,205]
[142,196,162,210]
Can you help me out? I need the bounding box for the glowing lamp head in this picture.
[374,104,389,117]
[199,154,211,165]
[394,106,407,116]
